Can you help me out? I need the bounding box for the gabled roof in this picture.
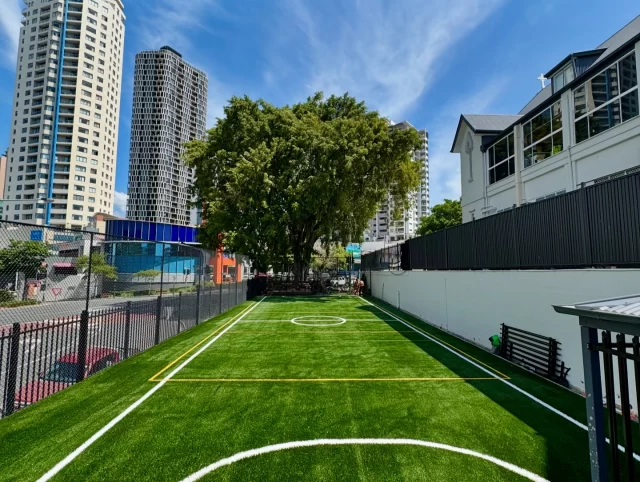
[450,115,522,153]
[595,15,640,62]
[544,49,605,79]
[519,85,551,116]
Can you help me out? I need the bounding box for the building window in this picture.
[574,52,638,144]
[487,133,515,185]
[523,101,563,168]
[553,63,574,93]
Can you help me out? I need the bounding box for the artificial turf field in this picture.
[0,295,613,481]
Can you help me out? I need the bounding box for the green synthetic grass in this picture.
[0,294,626,481]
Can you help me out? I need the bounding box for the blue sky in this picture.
[1,0,638,217]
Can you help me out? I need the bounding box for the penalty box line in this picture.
[36,297,267,482]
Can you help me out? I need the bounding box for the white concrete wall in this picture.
[371,269,640,409]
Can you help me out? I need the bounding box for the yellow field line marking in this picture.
[158,377,504,383]
[365,300,510,380]
[148,302,256,382]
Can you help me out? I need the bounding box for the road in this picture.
[0,295,159,327]
[0,285,243,326]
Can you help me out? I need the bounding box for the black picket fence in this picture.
[0,282,247,418]
[363,170,640,271]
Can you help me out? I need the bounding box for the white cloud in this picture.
[137,0,229,52]
[275,0,507,120]
[0,0,22,69]
[114,191,128,217]
[428,78,510,205]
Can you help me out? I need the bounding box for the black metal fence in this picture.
[363,171,640,271]
[0,220,250,417]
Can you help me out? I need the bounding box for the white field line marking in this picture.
[37,297,267,482]
[360,297,640,462]
[180,438,548,482]
[291,316,347,327]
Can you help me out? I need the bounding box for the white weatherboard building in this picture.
[126,47,208,226]
[364,121,429,243]
[3,0,125,229]
[452,16,640,224]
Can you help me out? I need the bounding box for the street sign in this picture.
[30,230,43,242]
[346,243,361,262]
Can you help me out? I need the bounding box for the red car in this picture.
[14,347,119,410]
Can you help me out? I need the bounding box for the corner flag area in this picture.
[0,296,595,481]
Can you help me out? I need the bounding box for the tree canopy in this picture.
[75,253,117,280]
[185,92,422,278]
[0,240,49,279]
[417,199,462,236]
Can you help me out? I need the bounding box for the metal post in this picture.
[76,310,89,383]
[195,286,201,325]
[235,269,239,306]
[154,295,162,345]
[3,323,21,416]
[177,292,182,334]
[219,265,223,314]
[616,333,635,479]
[580,324,608,482]
[85,232,94,312]
[123,301,131,359]
[159,243,165,298]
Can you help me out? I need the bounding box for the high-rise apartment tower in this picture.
[4,0,125,229]
[363,121,429,242]
[126,46,208,225]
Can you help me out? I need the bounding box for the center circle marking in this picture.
[291,316,347,327]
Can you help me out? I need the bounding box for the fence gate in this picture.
[555,296,640,482]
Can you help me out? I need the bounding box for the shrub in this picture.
[0,290,15,303]
[0,299,40,308]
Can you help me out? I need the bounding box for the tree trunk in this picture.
[291,237,315,282]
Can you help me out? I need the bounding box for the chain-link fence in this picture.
[0,220,250,417]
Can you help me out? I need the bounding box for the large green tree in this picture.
[417,199,462,236]
[0,240,49,279]
[185,93,422,279]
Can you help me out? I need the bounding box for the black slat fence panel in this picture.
[446,222,475,269]
[425,229,447,270]
[473,211,517,269]
[587,174,640,266]
[407,237,427,270]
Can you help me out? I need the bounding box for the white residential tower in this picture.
[3,0,125,229]
[364,121,429,243]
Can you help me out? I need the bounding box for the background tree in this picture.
[0,240,49,280]
[185,92,422,279]
[134,269,161,284]
[76,253,117,297]
[311,244,349,272]
[417,199,462,236]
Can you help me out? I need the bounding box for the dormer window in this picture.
[553,63,575,92]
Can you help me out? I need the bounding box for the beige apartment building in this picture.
[3,0,125,229]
